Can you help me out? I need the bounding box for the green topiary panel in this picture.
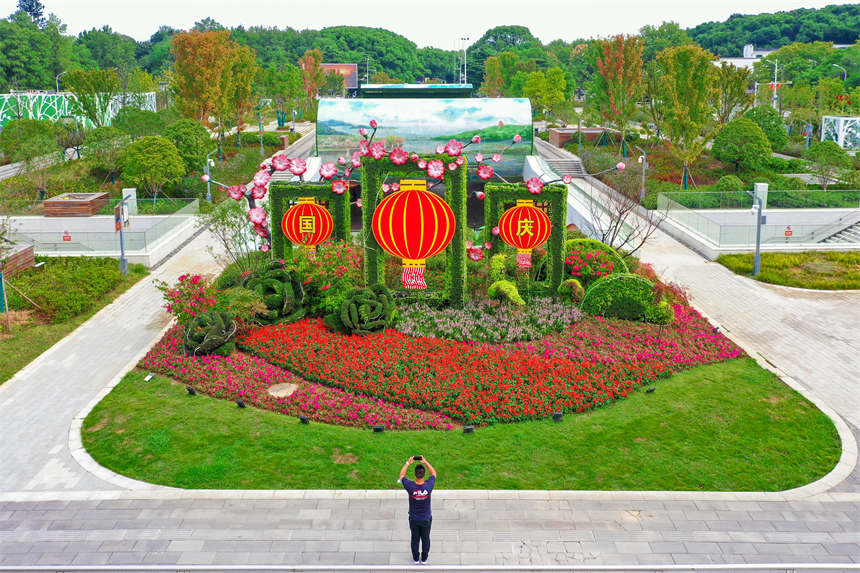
[580,273,673,324]
[360,155,467,308]
[483,183,567,296]
[268,182,351,260]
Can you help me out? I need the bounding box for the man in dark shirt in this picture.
[398,455,437,564]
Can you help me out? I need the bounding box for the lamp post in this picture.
[204,148,217,202]
[746,190,764,276]
[460,37,470,84]
[764,58,779,110]
[634,144,648,201]
[257,111,264,156]
[833,64,847,82]
[55,71,67,93]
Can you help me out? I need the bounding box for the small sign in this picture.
[115,204,122,233]
[785,226,793,237]
[62,230,71,242]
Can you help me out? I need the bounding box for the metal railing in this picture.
[661,190,860,211]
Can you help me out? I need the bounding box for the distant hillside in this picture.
[687,4,860,57]
[436,124,532,142]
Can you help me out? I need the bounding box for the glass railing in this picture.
[661,190,860,210]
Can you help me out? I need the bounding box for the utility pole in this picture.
[365,56,370,83]
[460,37,470,84]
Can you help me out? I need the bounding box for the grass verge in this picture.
[717,251,860,290]
[82,358,840,491]
[0,264,148,384]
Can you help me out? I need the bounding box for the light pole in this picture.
[204,148,217,202]
[460,37,470,84]
[764,59,779,110]
[833,64,847,82]
[55,71,67,93]
[746,190,764,276]
[634,144,648,201]
[257,111,264,156]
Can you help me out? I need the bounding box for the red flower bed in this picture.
[140,327,455,430]
[239,319,670,424]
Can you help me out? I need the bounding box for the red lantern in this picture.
[281,197,333,251]
[497,199,551,268]
[371,179,455,289]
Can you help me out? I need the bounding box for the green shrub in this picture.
[324,284,395,335]
[221,287,267,325]
[239,132,283,148]
[183,311,238,356]
[580,274,672,324]
[244,261,307,324]
[646,300,675,324]
[712,117,772,171]
[565,227,588,241]
[489,253,507,283]
[163,119,211,174]
[715,175,746,192]
[744,106,788,150]
[557,279,585,304]
[488,280,525,306]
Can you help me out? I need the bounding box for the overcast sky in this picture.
[3,0,857,50]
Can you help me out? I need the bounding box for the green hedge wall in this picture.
[484,182,567,296]
[580,273,673,324]
[360,155,467,308]
[268,181,351,260]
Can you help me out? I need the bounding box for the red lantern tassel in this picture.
[516,248,532,268]
[402,259,427,289]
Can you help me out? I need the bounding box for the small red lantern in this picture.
[497,199,552,268]
[371,180,455,289]
[282,197,333,251]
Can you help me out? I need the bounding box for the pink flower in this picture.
[272,154,291,171]
[251,185,267,200]
[390,182,400,192]
[344,167,352,177]
[492,226,500,236]
[351,151,362,168]
[253,170,270,187]
[260,243,270,253]
[200,174,210,182]
[254,224,268,238]
[417,159,427,169]
[319,162,338,180]
[477,164,494,180]
[513,134,522,143]
[455,156,465,166]
[289,158,307,176]
[337,156,346,165]
[483,241,492,249]
[447,162,457,171]
[492,153,502,163]
[359,127,368,137]
[476,191,485,200]
[259,160,270,170]
[382,183,390,193]
[410,153,420,162]
[321,284,330,290]
[356,198,362,208]
[227,186,245,201]
[444,139,463,156]
[248,207,267,225]
[331,180,348,195]
[359,140,370,156]
[467,247,484,261]
[370,142,386,160]
[426,160,445,178]
[562,174,573,184]
[435,144,445,154]
[526,177,544,195]
[474,152,484,163]
[466,240,473,248]
[472,135,481,143]
[369,119,378,129]
[389,147,409,165]
[616,162,626,171]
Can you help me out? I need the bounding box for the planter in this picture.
[0,243,35,277]
[44,192,110,217]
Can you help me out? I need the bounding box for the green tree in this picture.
[112,107,164,140]
[588,35,643,155]
[218,42,257,134]
[523,71,547,114]
[171,29,234,123]
[120,136,185,201]
[715,62,752,123]
[712,117,772,171]
[322,71,345,96]
[0,11,54,89]
[16,0,45,27]
[65,68,121,128]
[744,106,788,150]
[162,119,211,173]
[417,47,458,83]
[258,63,303,126]
[467,26,544,91]
[0,118,60,196]
[639,22,693,62]
[370,71,401,84]
[83,125,124,182]
[543,67,567,118]
[802,140,852,191]
[298,48,325,99]
[655,45,718,188]
[480,56,503,97]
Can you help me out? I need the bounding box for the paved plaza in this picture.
[0,135,858,569]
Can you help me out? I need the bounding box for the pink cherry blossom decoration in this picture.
[200,174,210,182]
[382,183,390,193]
[492,226,500,236]
[253,170,270,187]
[426,160,445,178]
[483,242,492,249]
[359,127,367,137]
[319,162,338,180]
[389,147,409,165]
[435,144,445,154]
[513,134,522,143]
[498,120,504,127]
[369,119,378,129]
[248,207,267,225]
[474,153,484,163]
[445,139,463,156]
[447,162,457,171]
[370,142,386,160]
[562,174,573,184]
[476,191,486,200]
[351,151,362,168]
[331,180,348,195]
[492,154,502,163]
[254,224,268,238]
[526,177,544,195]
[472,135,481,143]
[417,159,427,169]
[410,153,419,162]
[616,162,626,171]
[467,247,484,262]
[337,156,346,165]
[289,158,307,176]
[271,154,290,171]
[455,156,465,166]
[390,182,400,192]
[466,240,473,248]
[356,198,362,208]
[477,164,494,180]
[344,167,352,177]
[259,243,270,253]
[359,140,370,156]
[251,185,267,200]
[227,186,245,201]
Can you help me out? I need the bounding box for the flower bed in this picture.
[140,326,455,430]
[239,318,670,424]
[396,298,582,342]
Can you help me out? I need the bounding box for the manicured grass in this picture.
[718,251,860,290]
[82,358,840,491]
[0,264,148,384]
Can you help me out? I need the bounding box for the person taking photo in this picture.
[398,455,437,565]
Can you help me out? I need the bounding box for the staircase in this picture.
[542,158,587,178]
[821,221,860,244]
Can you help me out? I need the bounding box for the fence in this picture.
[660,190,860,211]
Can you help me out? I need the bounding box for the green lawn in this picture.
[0,264,148,384]
[82,358,840,491]
[718,251,860,290]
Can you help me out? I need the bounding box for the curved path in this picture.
[0,137,858,568]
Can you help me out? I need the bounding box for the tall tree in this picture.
[16,0,44,27]
[655,44,718,188]
[0,11,53,89]
[522,71,547,113]
[543,67,567,117]
[639,22,692,61]
[298,49,324,100]
[480,56,503,97]
[65,68,121,127]
[218,42,257,132]
[171,29,233,123]
[587,35,643,155]
[322,71,345,97]
[714,62,752,123]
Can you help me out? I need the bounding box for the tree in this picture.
[84,126,124,182]
[654,45,718,188]
[467,26,544,91]
[522,71,547,113]
[369,71,402,84]
[642,60,664,146]
[802,140,852,190]
[120,136,185,201]
[0,11,54,89]
[744,106,788,150]
[298,49,324,99]
[639,22,693,62]
[712,117,772,171]
[171,29,234,122]
[16,0,45,27]
[258,63,303,126]
[480,56,503,97]
[715,62,752,123]
[112,107,164,140]
[417,47,458,83]
[217,42,257,133]
[65,68,121,128]
[543,67,567,117]
[588,35,643,155]
[322,71,345,96]
[0,118,59,196]
[163,119,211,174]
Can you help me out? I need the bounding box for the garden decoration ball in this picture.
[281,197,334,252]
[497,200,552,269]
[371,179,455,289]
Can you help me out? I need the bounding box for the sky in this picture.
[3,0,858,51]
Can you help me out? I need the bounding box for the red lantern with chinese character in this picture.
[497,199,552,268]
[371,179,455,289]
[281,197,333,251]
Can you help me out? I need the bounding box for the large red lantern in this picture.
[497,199,551,268]
[281,197,333,251]
[371,180,455,289]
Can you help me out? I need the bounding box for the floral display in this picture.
[154,274,219,325]
[565,247,617,286]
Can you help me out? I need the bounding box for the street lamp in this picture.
[745,190,764,276]
[460,37,470,84]
[55,71,67,93]
[204,148,217,202]
[763,58,779,110]
[634,144,648,201]
[833,64,847,82]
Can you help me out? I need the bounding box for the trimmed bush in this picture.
[712,117,772,171]
[580,274,672,324]
[324,284,395,335]
[239,132,283,148]
[163,119,211,174]
[489,253,507,283]
[563,238,627,288]
[715,175,746,192]
[183,311,238,356]
[744,106,788,150]
[557,278,585,304]
[244,261,307,324]
[488,280,525,306]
